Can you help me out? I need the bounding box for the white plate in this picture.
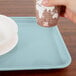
[0,34,18,56]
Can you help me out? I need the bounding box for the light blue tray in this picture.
[0,17,71,71]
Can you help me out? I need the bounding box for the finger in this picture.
[42,0,67,6]
[64,9,76,23]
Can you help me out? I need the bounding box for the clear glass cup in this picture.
[36,0,60,27]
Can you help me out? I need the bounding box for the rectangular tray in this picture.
[0,17,71,71]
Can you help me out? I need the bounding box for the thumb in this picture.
[42,0,67,6]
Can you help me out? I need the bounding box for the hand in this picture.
[42,0,76,23]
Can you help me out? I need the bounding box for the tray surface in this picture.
[0,17,71,71]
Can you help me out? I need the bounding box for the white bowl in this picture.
[0,34,18,55]
[0,15,18,55]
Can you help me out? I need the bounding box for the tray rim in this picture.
[0,17,72,71]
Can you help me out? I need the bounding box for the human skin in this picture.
[42,0,76,23]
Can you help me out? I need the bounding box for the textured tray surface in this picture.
[0,17,71,70]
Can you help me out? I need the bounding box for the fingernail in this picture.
[42,0,49,5]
